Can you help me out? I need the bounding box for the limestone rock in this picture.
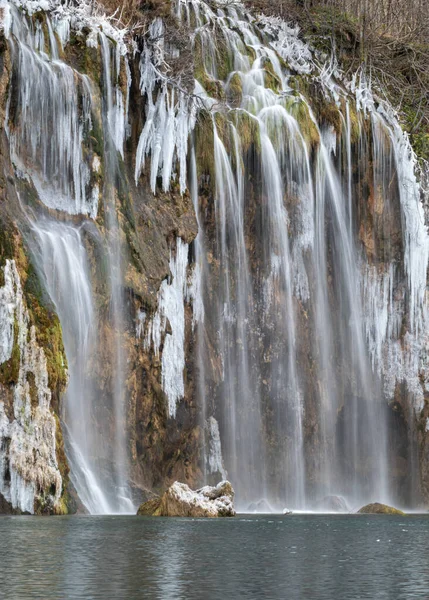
[137,481,236,517]
[357,502,406,515]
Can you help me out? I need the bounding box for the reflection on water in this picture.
[0,514,428,599]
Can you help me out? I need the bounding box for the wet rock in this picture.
[317,495,349,512]
[357,502,406,515]
[137,481,235,517]
[137,498,162,516]
[282,508,293,515]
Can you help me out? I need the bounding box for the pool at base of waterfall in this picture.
[0,514,428,599]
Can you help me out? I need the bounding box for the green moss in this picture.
[289,74,311,97]
[53,414,73,514]
[320,102,342,135]
[200,73,225,101]
[402,103,429,161]
[262,58,281,93]
[23,260,68,395]
[411,132,429,162]
[347,101,361,144]
[287,96,320,148]
[302,7,360,65]
[226,72,242,106]
[215,36,234,82]
[195,120,214,180]
[137,497,161,516]
[194,38,225,102]
[26,372,38,414]
[233,110,261,154]
[89,106,104,159]
[358,502,406,515]
[0,229,15,287]
[63,32,102,89]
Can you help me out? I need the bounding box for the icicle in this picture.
[7,6,97,217]
[145,239,189,418]
[134,18,197,194]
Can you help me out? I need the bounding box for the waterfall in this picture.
[29,221,113,514]
[99,32,134,513]
[2,0,428,513]
[4,4,134,514]
[168,0,429,510]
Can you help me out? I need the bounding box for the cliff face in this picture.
[0,0,428,514]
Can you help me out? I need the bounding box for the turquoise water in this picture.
[0,514,428,599]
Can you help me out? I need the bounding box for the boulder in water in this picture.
[357,503,406,515]
[137,498,162,516]
[137,481,235,517]
[317,495,349,512]
[282,508,293,515]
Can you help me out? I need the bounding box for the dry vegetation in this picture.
[248,0,429,159]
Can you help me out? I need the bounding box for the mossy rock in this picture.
[233,110,261,154]
[137,497,162,516]
[320,101,342,135]
[347,101,361,144]
[357,502,406,515]
[262,57,281,93]
[410,131,429,162]
[214,36,234,82]
[286,96,320,148]
[226,72,243,106]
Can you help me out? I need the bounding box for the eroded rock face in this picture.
[137,481,236,518]
[357,503,406,515]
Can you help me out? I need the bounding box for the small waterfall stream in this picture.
[29,221,112,514]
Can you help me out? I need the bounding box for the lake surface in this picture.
[0,514,428,599]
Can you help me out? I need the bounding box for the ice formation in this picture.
[145,239,189,418]
[134,18,197,193]
[257,16,313,75]
[6,5,97,218]
[0,260,62,514]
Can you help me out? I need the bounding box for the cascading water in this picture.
[29,220,112,514]
[4,2,133,513]
[99,31,134,513]
[164,0,429,510]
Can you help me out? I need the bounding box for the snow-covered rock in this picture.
[137,480,236,518]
